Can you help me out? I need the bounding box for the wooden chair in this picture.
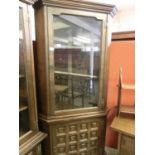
[117,67,135,117]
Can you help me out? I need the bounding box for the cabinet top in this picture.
[20,0,38,5]
[33,0,117,17]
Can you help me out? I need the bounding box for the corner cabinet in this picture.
[19,0,47,154]
[33,0,117,154]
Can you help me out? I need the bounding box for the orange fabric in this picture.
[105,40,135,147]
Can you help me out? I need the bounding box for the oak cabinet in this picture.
[33,0,117,154]
[19,0,47,154]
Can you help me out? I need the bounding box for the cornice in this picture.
[33,0,117,17]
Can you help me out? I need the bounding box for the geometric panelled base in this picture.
[39,116,106,155]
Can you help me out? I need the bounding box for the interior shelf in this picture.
[55,70,98,78]
[19,130,27,137]
[19,103,28,112]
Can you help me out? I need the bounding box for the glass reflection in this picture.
[53,14,101,110]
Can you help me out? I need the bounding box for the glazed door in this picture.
[47,7,107,115]
[47,8,108,155]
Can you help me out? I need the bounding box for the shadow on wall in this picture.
[105,40,135,148]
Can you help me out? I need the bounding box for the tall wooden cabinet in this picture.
[33,0,117,154]
[19,0,47,154]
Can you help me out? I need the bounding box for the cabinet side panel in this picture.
[39,120,51,155]
[35,7,48,115]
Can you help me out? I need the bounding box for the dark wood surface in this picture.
[19,1,38,145]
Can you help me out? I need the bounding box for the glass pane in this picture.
[19,7,30,136]
[53,14,101,110]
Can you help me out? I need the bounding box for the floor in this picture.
[105,147,119,155]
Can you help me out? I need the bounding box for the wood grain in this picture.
[33,0,117,17]
[19,132,47,155]
[111,116,135,137]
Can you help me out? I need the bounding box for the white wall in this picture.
[88,0,135,32]
[111,8,135,32]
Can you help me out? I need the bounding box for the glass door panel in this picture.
[19,7,30,137]
[52,14,102,110]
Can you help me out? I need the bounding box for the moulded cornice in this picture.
[33,0,117,17]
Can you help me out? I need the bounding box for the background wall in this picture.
[105,40,135,147]
[89,0,135,32]
[111,8,135,32]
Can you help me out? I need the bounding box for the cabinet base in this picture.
[39,114,107,155]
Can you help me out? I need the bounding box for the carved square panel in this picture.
[80,142,87,149]
[90,140,98,147]
[69,144,77,151]
[91,122,98,128]
[91,131,97,137]
[57,146,66,153]
[81,123,87,130]
[80,132,87,139]
[57,127,66,133]
[69,135,77,142]
[69,125,77,132]
[57,136,66,144]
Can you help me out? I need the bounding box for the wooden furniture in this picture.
[112,31,135,41]
[111,117,135,155]
[110,67,135,155]
[19,0,47,154]
[33,0,117,154]
[117,67,135,117]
